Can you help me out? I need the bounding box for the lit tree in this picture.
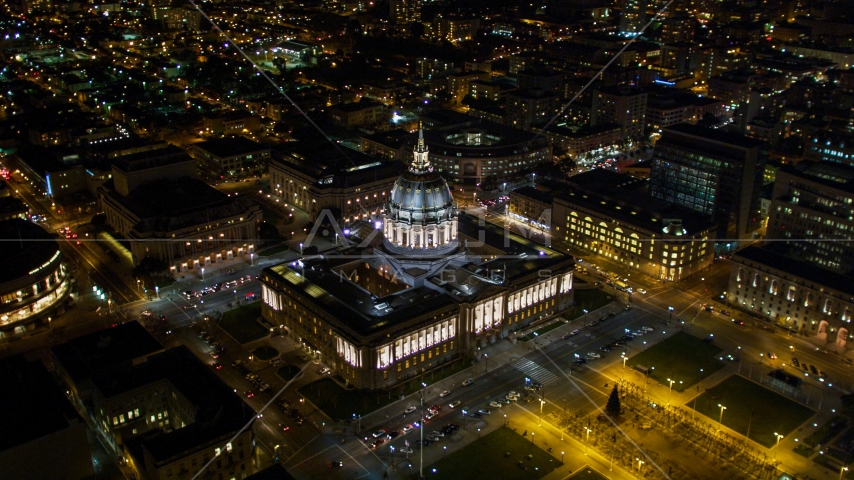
[606,385,621,418]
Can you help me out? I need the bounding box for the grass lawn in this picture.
[252,346,278,360]
[277,365,301,382]
[564,289,614,321]
[300,359,470,419]
[567,467,610,480]
[299,378,398,420]
[219,302,268,344]
[627,331,724,392]
[689,375,815,448]
[258,243,290,257]
[429,427,558,480]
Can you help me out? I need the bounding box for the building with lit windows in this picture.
[803,130,854,165]
[620,0,648,35]
[0,219,70,336]
[766,161,854,273]
[268,145,404,224]
[192,137,271,179]
[202,111,262,136]
[506,89,561,130]
[259,130,575,390]
[553,170,717,282]
[390,0,421,24]
[52,324,256,480]
[592,86,648,141]
[543,123,622,158]
[649,123,765,245]
[97,148,262,271]
[727,244,854,345]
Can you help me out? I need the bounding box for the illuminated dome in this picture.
[383,125,459,256]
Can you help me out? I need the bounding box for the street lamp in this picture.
[718,404,727,430]
[668,305,674,321]
[840,465,848,480]
[299,242,303,255]
[503,414,507,426]
[774,433,784,458]
[561,451,565,463]
[622,353,628,369]
[462,410,467,430]
[539,397,545,426]
[636,458,645,477]
[201,267,205,280]
[484,353,489,372]
[584,426,592,455]
[531,432,535,444]
[643,341,647,351]
[667,378,676,405]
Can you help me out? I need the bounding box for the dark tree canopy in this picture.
[606,385,621,417]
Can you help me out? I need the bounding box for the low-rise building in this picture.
[543,123,622,158]
[52,323,256,480]
[192,137,271,178]
[728,244,854,345]
[269,144,403,224]
[328,101,385,128]
[0,356,93,480]
[553,169,717,282]
[97,147,262,271]
[202,111,262,136]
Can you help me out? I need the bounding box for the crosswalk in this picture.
[511,358,558,385]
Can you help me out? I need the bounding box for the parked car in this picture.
[489,401,502,408]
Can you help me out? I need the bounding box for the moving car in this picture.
[462,378,474,387]
[329,462,343,468]
[449,400,461,408]
[439,390,451,397]
[372,429,386,438]
[404,406,417,415]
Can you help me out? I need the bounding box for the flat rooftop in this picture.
[51,321,165,383]
[660,123,764,150]
[273,143,403,186]
[120,346,256,464]
[112,146,193,173]
[0,355,83,452]
[0,219,59,284]
[107,176,257,232]
[194,137,269,158]
[557,169,718,236]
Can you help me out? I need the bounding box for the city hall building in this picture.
[260,128,576,390]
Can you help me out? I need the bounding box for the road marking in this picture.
[511,358,557,385]
[338,445,372,478]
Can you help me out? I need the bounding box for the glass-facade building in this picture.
[649,124,765,248]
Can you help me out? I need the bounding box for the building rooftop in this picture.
[0,219,60,284]
[112,146,193,174]
[556,170,717,236]
[245,465,297,480]
[778,160,854,195]
[512,185,555,204]
[0,356,83,453]
[329,101,383,113]
[194,137,269,158]
[273,144,404,188]
[105,176,257,233]
[545,122,621,138]
[51,321,165,384]
[120,346,256,464]
[736,244,854,296]
[660,123,764,150]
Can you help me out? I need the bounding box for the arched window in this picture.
[843,307,851,322]
[769,280,779,295]
[752,273,760,288]
[824,299,833,314]
[787,286,796,302]
[805,293,813,307]
[737,268,744,282]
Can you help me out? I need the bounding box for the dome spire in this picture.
[410,122,431,173]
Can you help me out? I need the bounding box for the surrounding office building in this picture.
[390,0,421,24]
[97,147,262,271]
[52,323,256,480]
[202,111,262,136]
[260,130,575,390]
[553,169,717,282]
[766,161,854,273]
[803,130,854,165]
[592,86,648,141]
[0,219,70,335]
[543,123,622,158]
[192,137,271,178]
[505,89,561,130]
[728,244,854,344]
[268,144,404,224]
[0,356,93,480]
[649,124,765,246]
[620,0,648,35]
[328,101,385,127]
